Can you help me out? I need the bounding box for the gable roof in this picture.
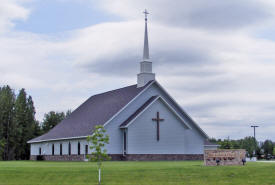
[120,96,158,128]
[29,80,209,143]
[120,95,192,129]
[153,81,209,138]
[28,81,153,143]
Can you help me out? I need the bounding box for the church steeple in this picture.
[137,9,155,88]
[143,9,149,60]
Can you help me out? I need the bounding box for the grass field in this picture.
[0,161,275,185]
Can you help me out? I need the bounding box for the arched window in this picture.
[52,144,54,155]
[60,143,62,156]
[68,142,71,155]
[78,142,81,155]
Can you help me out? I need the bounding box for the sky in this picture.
[1,0,275,141]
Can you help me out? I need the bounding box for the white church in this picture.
[28,11,218,161]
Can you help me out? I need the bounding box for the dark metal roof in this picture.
[120,96,158,128]
[29,82,152,143]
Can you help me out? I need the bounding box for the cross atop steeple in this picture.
[137,9,155,88]
[143,9,149,21]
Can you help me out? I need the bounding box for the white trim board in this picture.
[120,95,192,129]
[27,135,89,144]
[103,80,155,127]
[154,81,209,138]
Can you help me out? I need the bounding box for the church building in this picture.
[28,10,218,161]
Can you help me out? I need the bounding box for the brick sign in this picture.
[204,149,246,166]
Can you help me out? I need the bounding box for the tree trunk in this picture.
[98,168,101,185]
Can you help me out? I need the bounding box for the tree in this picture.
[41,111,66,134]
[0,85,41,160]
[87,125,110,185]
[13,89,37,160]
[218,139,232,149]
[262,140,273,158]
[240,136,257,158]
[273,147,275,156]
[0,86,15,160]
[0,139,5,160]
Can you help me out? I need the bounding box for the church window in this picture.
[60,144,62,156]
[52,144,54,155]
[78,142,81,155]
[39,147,41,155]
[85,145,88,155]
[68,142,71,155]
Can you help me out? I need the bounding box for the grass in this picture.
[0,161,275,185]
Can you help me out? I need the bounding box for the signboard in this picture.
[204,149,246,166]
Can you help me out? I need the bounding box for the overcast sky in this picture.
[1,0,275,141]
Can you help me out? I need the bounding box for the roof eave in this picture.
[27,135,90,144]
[103,80,155,127]
[119,96,192,129]
[154,81,209,139]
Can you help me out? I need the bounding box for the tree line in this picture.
[210,137,275,159]
[0,85,70,160]
[1,85,275,160]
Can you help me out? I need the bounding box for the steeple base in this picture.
[137,73,155,87]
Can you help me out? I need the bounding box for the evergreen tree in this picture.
[0,85,41,160]
[0,86,15,160]
[41,111,66,134]
[13,89,36,160]
[25,96,37,159]
[65,110,72,118]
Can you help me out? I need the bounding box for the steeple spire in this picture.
[137,9,155,88]
[143,9,149,60]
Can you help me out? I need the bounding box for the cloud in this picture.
[0,0,30,33]
[97,0,273,30]
[1,0,275,141]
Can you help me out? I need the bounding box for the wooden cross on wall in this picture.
[152,112,164,141]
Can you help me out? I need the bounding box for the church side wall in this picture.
[30,138,90,158]
[104,83,206,155]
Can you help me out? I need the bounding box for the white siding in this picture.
[104,82,207,154]
[30,139,90,156]
[127,99,204,154]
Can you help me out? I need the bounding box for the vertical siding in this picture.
[104,82,206,154]
[127,99,204,154]
[30,139,90,156]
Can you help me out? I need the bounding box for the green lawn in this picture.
[0,161,274,185]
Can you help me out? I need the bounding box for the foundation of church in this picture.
[30,154,203,161]
[121,154,203,161]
